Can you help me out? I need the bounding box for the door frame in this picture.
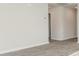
[48,13,51,42]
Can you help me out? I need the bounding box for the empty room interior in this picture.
[0,3,79,56]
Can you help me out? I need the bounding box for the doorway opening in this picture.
[48,3,78,42]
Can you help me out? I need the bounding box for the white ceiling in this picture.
[48,3,77,8]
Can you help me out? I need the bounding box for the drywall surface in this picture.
[0,3,48,53]
[63,7,77,39]
[49,6,77,40]
[77,4,79,43]
[50,7,64,40]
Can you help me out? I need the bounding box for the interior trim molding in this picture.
[51,36,77,41]
[0,41,49,54]
[69,51,79,56]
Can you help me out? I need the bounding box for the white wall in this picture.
[49,6,77,40]
[0,3,48,53]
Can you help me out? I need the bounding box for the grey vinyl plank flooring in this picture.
[0,39,79,56]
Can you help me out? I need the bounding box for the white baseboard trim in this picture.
[51,36,77,41]
[63,36,77,40]
[69,51,79,56]
[51,38,65,41]
[0,41,49,54]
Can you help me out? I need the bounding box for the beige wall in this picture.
[50,6,64,40]
[77,4,79,43]
[0,3,48,53]
[63,7,77,39]
[49,6,77,40]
